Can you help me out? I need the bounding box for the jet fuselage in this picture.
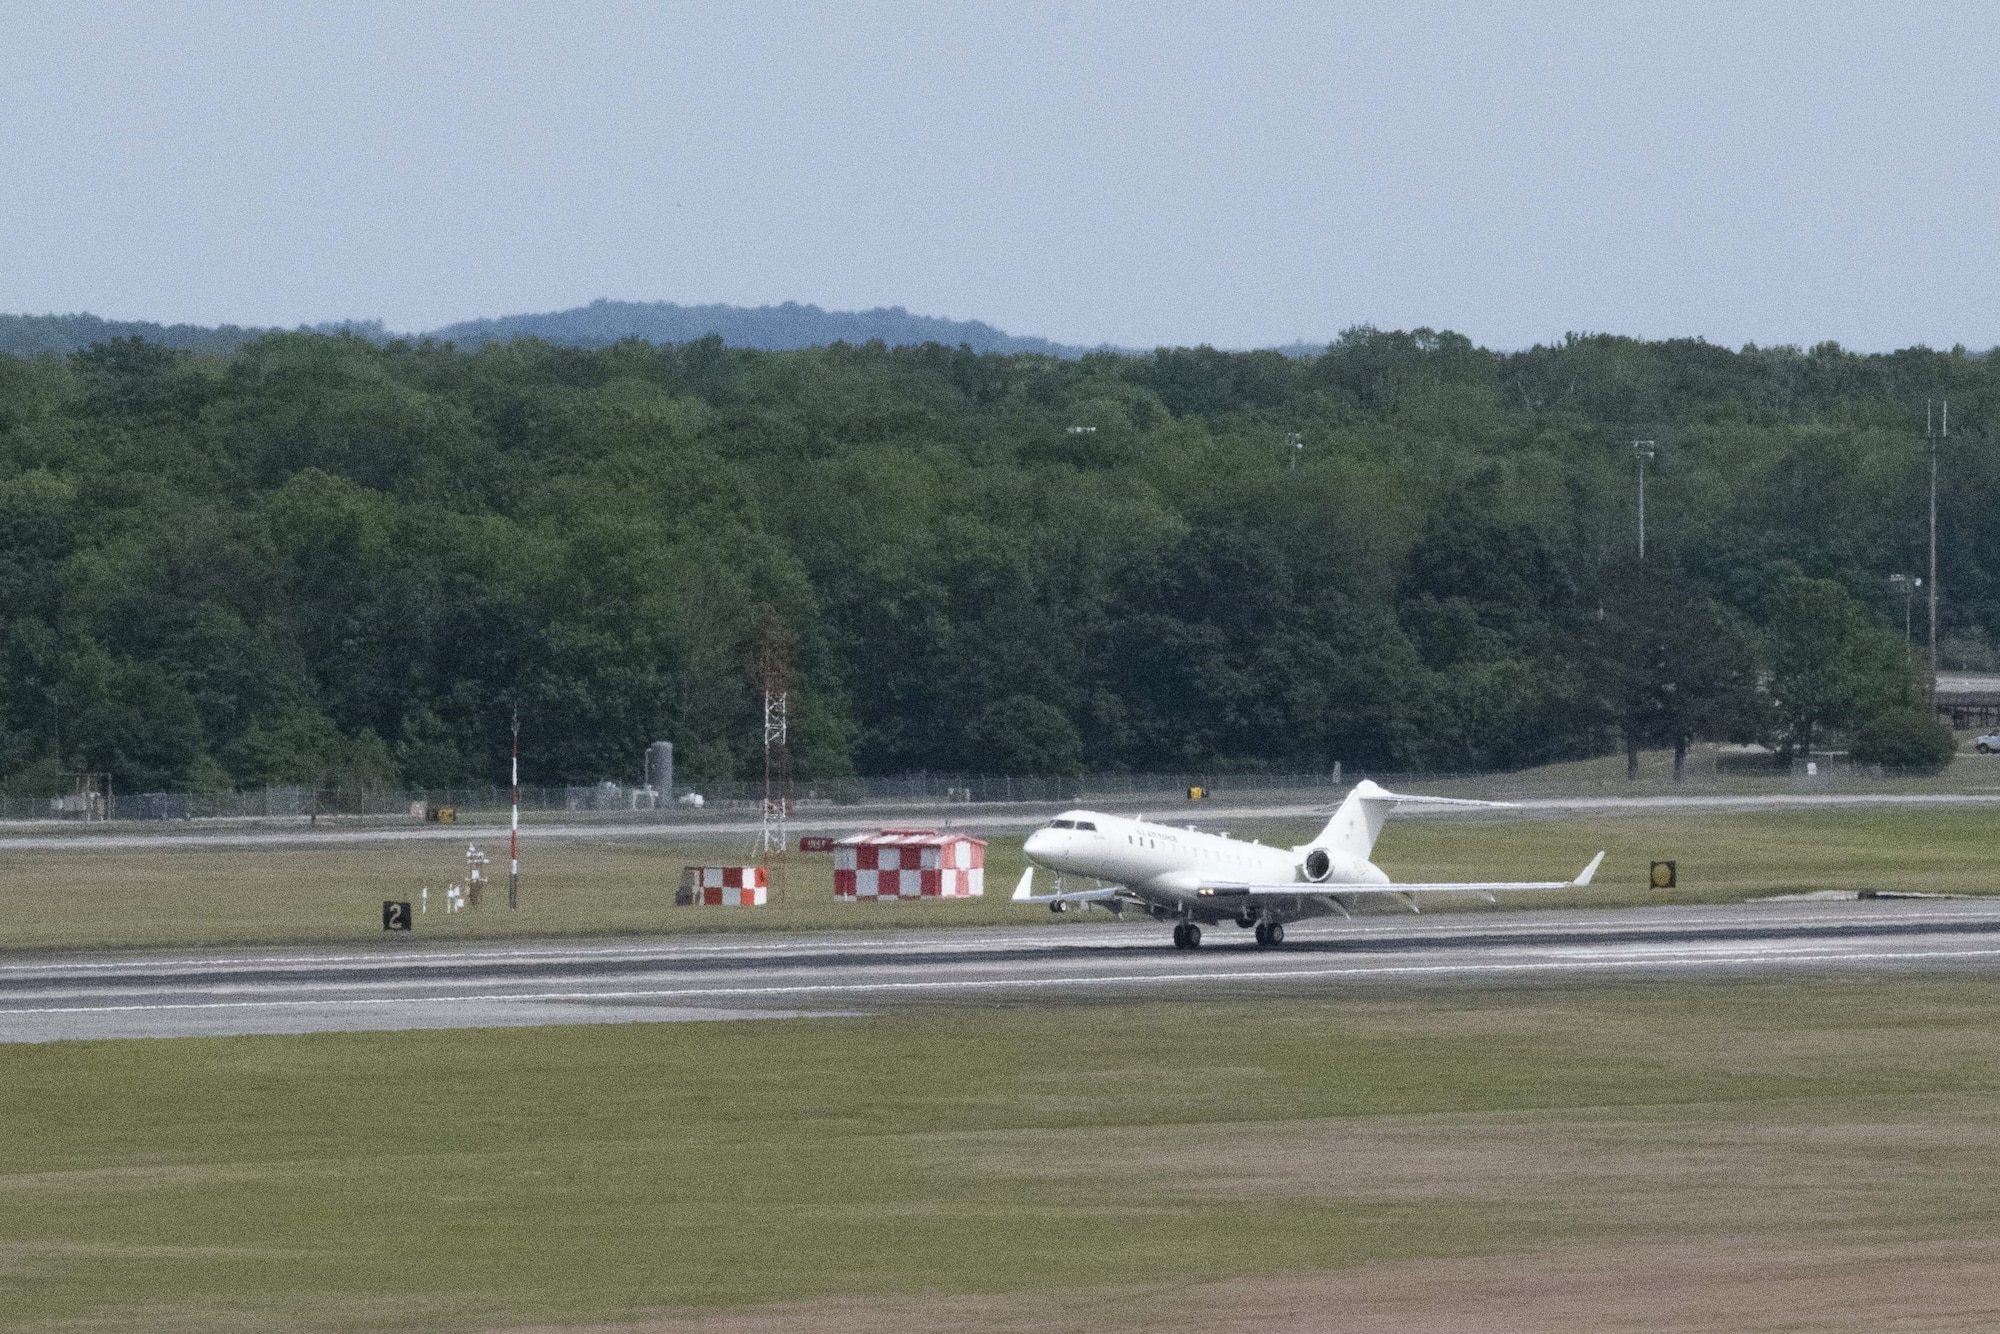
[1022,808,1387,925]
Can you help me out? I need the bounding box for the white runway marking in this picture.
[10,947,2000,1016]
[9,900,2000,1041]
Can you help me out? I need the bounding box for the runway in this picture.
[5,788,2000,850]
[7,897,2000,1041]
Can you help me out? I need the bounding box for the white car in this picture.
[1978,733,2000,755]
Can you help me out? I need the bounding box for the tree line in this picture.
[0,326,1986,795]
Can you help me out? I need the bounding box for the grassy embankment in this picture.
[7,979,2000,1331]
[2,794,1999,951]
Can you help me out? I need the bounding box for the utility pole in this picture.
[1632,440,1657,558]
[508,705,520,909]
[1927,400,1945,695]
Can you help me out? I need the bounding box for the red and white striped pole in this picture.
[508,707,520,909]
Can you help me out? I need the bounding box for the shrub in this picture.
[1848,708,1957,773]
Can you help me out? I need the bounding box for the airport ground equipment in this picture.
[834,829,986,899]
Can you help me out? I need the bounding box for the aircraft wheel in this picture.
[1171,923,1189,949]
[1266,922,1285,947]
[1252,922,1269,946]
[1184,924,1202,949]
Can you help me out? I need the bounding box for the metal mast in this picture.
[1632,439,1657,558]
[1927,399,1945,693]
[759,637,793,865]
[509,705,520,909]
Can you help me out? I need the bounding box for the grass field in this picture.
[2,800,2000,952]
[8,978,2000,1331]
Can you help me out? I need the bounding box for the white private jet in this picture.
[1014,779,1603,949]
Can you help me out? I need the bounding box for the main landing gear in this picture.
[1171,922,1203,950]
[1253,921,1286,948]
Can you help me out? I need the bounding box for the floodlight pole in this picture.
[1889,575,1917,645]
[1632,440,1657,558]
[509,706,520,909]
[1927,400,1945,695]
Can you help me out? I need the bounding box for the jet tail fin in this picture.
[1310,780,1514,859]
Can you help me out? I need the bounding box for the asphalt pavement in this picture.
[7,897,2000,1042]
[5,789,2000,851]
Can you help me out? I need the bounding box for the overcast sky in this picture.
[3,2,1995,350]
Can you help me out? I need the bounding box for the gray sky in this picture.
[4,1,1995,350]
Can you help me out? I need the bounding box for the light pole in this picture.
[1632,440,1657,558]
[1888,574,1921,645]
[509,705,520,910]
[1925,400,1945,693]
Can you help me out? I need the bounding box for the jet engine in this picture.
[1302,847,1332,881]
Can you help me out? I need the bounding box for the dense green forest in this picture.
[0,327,1987,793]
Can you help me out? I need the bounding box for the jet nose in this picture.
[1023,829,1054,860]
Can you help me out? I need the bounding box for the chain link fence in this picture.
[2,769,1355,824]
[6,751,1915,824]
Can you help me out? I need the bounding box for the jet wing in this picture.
[1198,852,1605,898]
[1011,867,1128,905]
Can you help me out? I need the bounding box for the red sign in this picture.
[798,836,834,853]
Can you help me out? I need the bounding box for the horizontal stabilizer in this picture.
[1355,788,1518,810]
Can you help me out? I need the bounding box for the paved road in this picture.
[6,790,2000,850]
[6,897,2000,1042]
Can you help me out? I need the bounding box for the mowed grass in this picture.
[11,979,2000,1331]
[1369,801,2000,907]
[0,835,1047,952]
[3,800,2000,951]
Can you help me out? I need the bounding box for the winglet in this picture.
[1573,851,1606,887]
[1012,867,1035,901]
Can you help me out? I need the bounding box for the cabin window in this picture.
[1049,819,1075,829]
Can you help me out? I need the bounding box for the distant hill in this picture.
[426,299,1102,356]
[0,313,386,358]
[1,313,263,357]
[1,301,1320,359]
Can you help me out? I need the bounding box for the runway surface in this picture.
[5,788,2000,850]
[7,897,2000,1041]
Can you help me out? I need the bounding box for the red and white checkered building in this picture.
[833,829,985,899]
[678,865,768,906]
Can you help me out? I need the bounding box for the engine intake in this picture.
[1303,848,1332,882]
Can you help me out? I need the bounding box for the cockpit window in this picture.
[1049,819,1075,829]
[1073,821,1096,831]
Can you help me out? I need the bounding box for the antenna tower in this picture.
[759,636,794,873]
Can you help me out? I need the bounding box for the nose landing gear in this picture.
[1171,922,1203,949]
[1252,921,1286,948]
